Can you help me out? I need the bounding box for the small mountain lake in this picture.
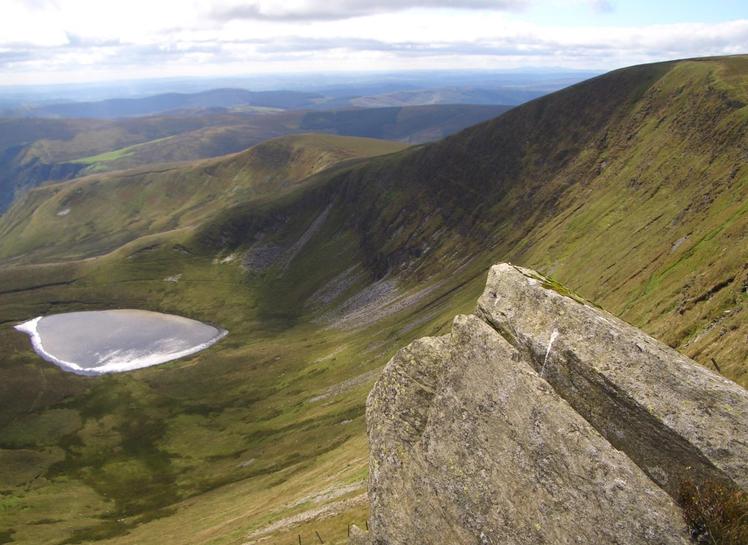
[15,309,227,376]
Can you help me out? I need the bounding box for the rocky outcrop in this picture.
[476,264,748,495]
[358,263,748,545]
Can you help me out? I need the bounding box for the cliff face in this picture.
[359,264,748,545]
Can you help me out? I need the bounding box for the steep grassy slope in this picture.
[0,134,407,263]
[185,56,748,383]
[0,56,746,545]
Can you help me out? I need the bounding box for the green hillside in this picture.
[190,55,748,384]
[0,56,746,545]
[0,104,509,212]
[0,134,407,263]
[0,113,252,212]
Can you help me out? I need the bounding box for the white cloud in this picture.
[0,0,746,84]
[211,0,529,21]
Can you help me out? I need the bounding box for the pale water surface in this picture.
[15,309,227,375]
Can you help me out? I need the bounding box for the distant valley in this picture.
[0,103,510,212]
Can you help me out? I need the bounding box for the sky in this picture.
[1,0,746,85]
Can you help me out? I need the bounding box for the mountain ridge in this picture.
[0,103,510,212]
[16,88,324,118]
[191,55,747,382]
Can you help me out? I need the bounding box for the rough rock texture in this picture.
[348,525,370,545]
[360,263,748,545]
[476,263,748,495]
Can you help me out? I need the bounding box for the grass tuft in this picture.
[678,480,748,545]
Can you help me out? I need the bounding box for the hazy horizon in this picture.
[0,66,601,110]
[2,0,746,86]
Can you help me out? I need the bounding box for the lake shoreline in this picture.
[14,310,227,376]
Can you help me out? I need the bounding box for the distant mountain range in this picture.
[2,85,546,119]
[345,87,542,108]
[10,89,324,119]
[0,68,595,106]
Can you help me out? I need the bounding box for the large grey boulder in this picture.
[360,262,748,545]
[366,314,691,545]
[476,263,748,495]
